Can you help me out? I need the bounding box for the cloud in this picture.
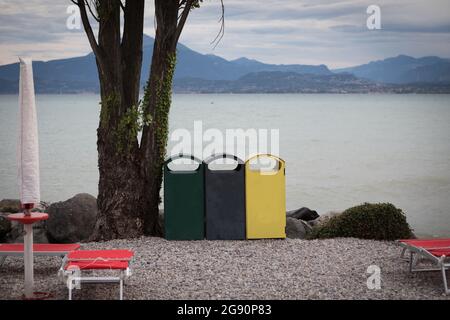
[0,0,449,68]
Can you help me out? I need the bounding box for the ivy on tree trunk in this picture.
[71,0,205,240]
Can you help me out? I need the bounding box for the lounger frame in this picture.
[398,240,450,295]
[59,255,132,300]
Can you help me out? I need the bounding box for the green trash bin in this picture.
[164,154,204,240]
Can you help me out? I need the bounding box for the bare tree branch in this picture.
[178,5,186,20]
[71,0,103,66]
[174,0,194,46]
[210,0,225,49]
[85,0,100,22]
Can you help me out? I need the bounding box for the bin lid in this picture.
[246,154,285,174]
[165,153,203,172]
[204,153,244,165]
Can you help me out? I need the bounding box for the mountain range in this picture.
[0,35,449,94]
[334,55,450,84]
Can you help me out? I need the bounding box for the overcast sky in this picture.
[0,0,450,68]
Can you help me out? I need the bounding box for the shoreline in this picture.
[2,92,450,96]
[1,237,448,300]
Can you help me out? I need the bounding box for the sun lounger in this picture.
[0,243,81,266]
[59,250,134,300]
[398,239,450,257]
[398,239,450,294]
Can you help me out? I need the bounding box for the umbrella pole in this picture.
[23,208,34,298]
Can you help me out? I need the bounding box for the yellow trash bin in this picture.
[245,154,286,239]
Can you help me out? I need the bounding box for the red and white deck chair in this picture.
[59,250,134,300]
[398,239,450,295]
[0,243,80,266]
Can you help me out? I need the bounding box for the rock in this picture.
[46,193,97,243]
[307,211,342,229]
[306,219,320,227]
[8,220,49,243]
[0,215,12,242]
[0,199,49,213]
[0,199,21,213]
[33,201,51,213]
[286,217,312,239]
[286,207,319,221]
[316,211,342,224]
[0,200,50,243]
[33,227,49,243]
[5,221,22,242]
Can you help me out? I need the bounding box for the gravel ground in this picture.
[0,237,448,300]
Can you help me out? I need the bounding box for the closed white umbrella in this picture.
[14,57,44,299]
[18,57,40,207]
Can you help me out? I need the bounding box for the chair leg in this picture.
[68,276,75,300]
[409,252,415,272]
[400,248,407,260]
[441,263,449,295]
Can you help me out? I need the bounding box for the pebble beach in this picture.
[0,237,448,300]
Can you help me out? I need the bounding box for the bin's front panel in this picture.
[164,167,204,240]
[245,162,286,239]
[205,166,246,240]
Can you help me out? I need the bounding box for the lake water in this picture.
[1,94,450,237]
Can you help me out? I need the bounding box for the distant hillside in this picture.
[334,55,450,84]
[1,36,449,94]
[0,35,331,94]
[173,71,450,94]
[174,71,375,93]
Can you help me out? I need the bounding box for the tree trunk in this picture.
[75,0,196,240]
[87,0,152,240]
[140,0,179,235]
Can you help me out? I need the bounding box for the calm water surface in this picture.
[0,94,449,237]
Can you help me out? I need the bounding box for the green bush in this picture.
[0,206,19,213]
[0,199,21,213]
[309,203,414,240]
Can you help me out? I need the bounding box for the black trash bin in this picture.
[164,154,204,240]
[204,153,246,240]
